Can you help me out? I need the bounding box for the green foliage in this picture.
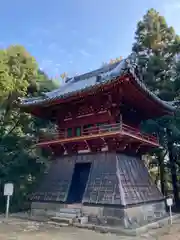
[28,69,60,96]
[133,8,180,194]
[0,8,179,211]
[133,9,180,100]
[0,45,58,212]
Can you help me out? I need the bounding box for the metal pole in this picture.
[5,195,10,219]
[169,206,172,225]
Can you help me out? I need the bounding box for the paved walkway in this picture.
[0,217,180,239]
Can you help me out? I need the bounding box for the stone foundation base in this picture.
[31,200,167,228]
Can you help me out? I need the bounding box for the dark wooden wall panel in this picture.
[116,154,163,205]
[83,152,121,204]
[30,152,163,206]
[30,156,75,202]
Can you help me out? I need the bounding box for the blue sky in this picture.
[1,0,180,79]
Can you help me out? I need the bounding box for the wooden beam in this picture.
[84,140,91,151]
[100,137,107,145]
[59,111,110,128]
[117,142,128,151]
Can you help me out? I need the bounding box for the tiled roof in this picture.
[20,54,175,112]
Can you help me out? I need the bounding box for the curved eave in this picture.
[20,76,175,115]
[20,77,121,107]
[20,59,175,115]
[127,68,175,114]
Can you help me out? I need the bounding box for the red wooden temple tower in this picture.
[20,56,175,227]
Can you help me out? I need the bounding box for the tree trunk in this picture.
[157,151,167,196]
[158,155,166,196]
[166,127,179,206]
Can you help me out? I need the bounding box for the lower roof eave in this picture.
[36,132,160,149]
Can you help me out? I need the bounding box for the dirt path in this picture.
[0,217,180,240]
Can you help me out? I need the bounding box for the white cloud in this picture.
[47,42,66,54]
[55,63,61,67]
[40,60,62,77]
[40,59,53,70]
[79,49,92,57]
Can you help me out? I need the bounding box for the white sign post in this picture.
[4,183,14,219]
[166,197,173,225]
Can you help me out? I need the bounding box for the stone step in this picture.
[49,207,83,225]
[46,208,81,217]
[53,208,82,221]
[89,215,99,224]
[59,208,81,215]
[55,212,78,219]
[48,219,70,226]
[50,216,73,225]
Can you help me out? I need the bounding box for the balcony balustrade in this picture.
[38,123,159,146]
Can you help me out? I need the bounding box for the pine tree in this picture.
[133,9,180,204]
[133,8,180,100]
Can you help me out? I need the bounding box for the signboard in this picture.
[166,197,173,225]
[166,197,173,207]
[3,183,14,219]
[4,183,14,196]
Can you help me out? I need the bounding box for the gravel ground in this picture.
[0,217,180,240]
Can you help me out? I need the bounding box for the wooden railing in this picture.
[39,123,159,145]
[122,124,158,143]
[83,123,121,135]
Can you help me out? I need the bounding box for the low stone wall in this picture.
[31,202,65,217]
[81,201,167,228]
[123,201,167,228]
[31,200,167,229]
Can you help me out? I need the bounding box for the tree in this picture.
[133,8,180,100]
[133,8,180,204]
[28,69,60,96]
[101,57,123,67]
[0,45,58,212]
[60,72,68,80]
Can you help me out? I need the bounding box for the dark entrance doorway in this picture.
[67,162,91,203]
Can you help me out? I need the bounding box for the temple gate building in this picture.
[20,56,175,227]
